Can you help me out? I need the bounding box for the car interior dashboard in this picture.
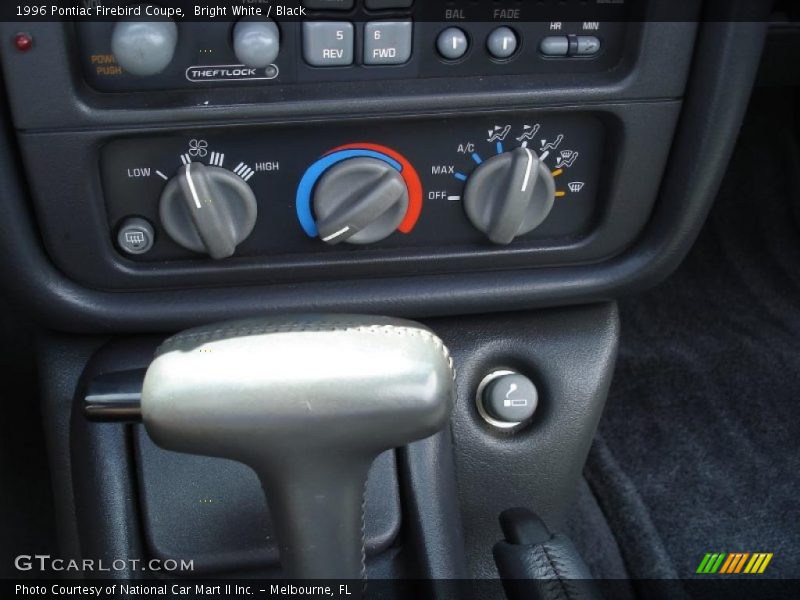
[0,0,793,596]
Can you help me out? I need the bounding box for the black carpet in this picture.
[586,87,800,584]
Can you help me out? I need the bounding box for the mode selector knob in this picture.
[159,163,258,259]
[313,158,409,245]
[463,147,556,244]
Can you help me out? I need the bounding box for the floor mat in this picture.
[591,87,800,581]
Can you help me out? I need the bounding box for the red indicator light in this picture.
[13,33,33,52]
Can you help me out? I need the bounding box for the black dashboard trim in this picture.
[0,12,770,332]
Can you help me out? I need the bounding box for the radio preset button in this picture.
[303,21,355,67]
[364,21,413,65]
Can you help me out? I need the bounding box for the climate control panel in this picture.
[100,114,604,262]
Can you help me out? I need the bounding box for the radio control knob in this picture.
[159,163,258,259]
[111,13,178,76]
[233,18,281,68]
[313,158,409,245]
[463,148,556,244]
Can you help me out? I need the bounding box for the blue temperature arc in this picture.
[296,149,403,237]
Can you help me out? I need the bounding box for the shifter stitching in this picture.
[541,542,575,600]
[158,320,456,379]
[360,479,367,595]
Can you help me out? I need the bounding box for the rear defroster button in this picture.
[117,217,155,256]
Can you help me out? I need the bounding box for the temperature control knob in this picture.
[463,147,556,244]
[233,18,280,68]
[111,13,178,76]
[313,157,409,245]
[159,163,258,259]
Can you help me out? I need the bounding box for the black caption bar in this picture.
[6,579,800,600]
[0,0,787,23]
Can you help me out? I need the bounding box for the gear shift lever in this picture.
[137,315,454,579]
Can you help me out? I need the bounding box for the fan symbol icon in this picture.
[188,139,208,158]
